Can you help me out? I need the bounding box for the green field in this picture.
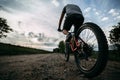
[0,43,51,55]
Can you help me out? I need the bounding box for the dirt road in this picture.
[0,53,120,80]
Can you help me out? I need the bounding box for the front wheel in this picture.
[65,42,70,62]
[75,22,108,78]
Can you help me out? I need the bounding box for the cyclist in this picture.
[58,4,84,41]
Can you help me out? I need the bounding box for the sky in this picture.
[0,0,120,51]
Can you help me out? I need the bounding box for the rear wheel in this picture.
[75,22,108,78]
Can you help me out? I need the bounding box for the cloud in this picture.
[101,17,109,21]
[0,5,11,13]
[84,7,91,13]
[108,9,119,16]
[114,15,120,21]
[116,16,120,20]
[108,9,114,13]
[95,12,100,15]
[52,0,60,7]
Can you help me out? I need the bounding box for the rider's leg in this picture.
[73,14,84,37]
[62,16,73,42]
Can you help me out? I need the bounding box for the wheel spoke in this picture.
[77,29,99,70]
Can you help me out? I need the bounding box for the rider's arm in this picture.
[58,7,66,31]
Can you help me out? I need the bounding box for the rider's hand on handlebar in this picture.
[57,28,62,32]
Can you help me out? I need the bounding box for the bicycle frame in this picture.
[69,34,86,52]
[69,36,80,52]
[69,40,77,52]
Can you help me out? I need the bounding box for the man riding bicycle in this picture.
[58,4,84,41]
[57,4,109,78]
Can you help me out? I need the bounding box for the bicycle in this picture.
[58,22,108,78]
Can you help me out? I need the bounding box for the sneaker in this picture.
[65,33,72,42]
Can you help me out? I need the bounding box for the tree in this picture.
[109,22,120,50]
[0,17,13,38]
[58,41,65,53]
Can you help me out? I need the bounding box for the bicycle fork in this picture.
[69,37,89,60]
[69,37,82,52]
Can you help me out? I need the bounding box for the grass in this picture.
[91,50,120,62]
[108,50,120,61]
[0,42,52,55]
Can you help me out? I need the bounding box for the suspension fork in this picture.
[69,35,77,52]
[69,36,81,52]
[70,36,87,51]
[68,32,87,52]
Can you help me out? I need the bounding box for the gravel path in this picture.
[0,53,120,80]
